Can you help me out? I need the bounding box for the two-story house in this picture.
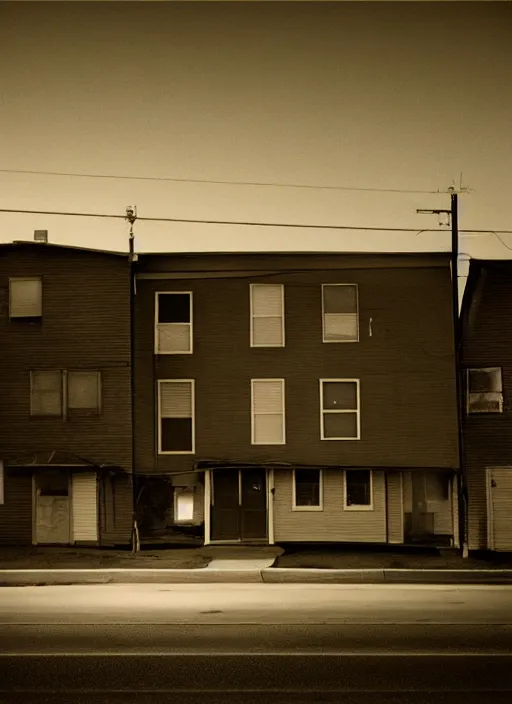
[133,251,460,547]
[0,237,133,547]
[461,259,512,552]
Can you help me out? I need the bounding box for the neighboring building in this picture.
[461,259,512,552]
[133,251,459,547]
[0,237,133,547]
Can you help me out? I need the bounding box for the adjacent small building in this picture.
[133,251,460,547]
[462,259,512,552]
[0,237,133,547]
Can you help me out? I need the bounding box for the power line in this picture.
[1,206,511,235]
[0,168,467,195]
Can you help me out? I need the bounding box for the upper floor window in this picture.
[322,284,358,342]
[250,284,285,347]
[466,367,503,414]
[251,378,286,444]
[320,379,360,440]
[30,370,102,417]
[9,277,42,320]
[158,379,195,454]
[155,292,193,354]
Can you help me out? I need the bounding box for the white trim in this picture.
[249,283,285,348]
[204,470,211,545]
[154,291,193,355]
[319,378,361,441]
[343,469,374,511]
[486,467,495,551]
[268,469,275,544]
[321,283,359,343]
[157,379,195,455]
[251,378,286,445]
[292,468,324,512]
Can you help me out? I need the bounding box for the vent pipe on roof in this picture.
[34,230,48,243]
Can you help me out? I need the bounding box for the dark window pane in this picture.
[346,470,371,506]
[36,471,69,497]
[323,412,358,439]
[323,382,357,410]
[323,285,357,314]
[295,469,320,506]
[161,418,193,452]
[158,293,191,323]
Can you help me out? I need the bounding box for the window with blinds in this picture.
[155,292,193,354]
[293,469,323,510]
[9,277,42,319]
[250,284,285,347]
[322,284,358,342]
[158,380,195,453]
[251,379,285,445]
[320,379,360,440]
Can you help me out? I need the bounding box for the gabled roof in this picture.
[0,241,128,257]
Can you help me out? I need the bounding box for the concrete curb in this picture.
[1,567,512,586]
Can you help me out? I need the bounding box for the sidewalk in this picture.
[1,545,512,586]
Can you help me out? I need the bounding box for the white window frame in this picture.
[466,367,503,414]
[320,378,361,440]
[292,468,324,512]
[251,378,286,445]
[343,469,374,511]
[9,276,43,319]
[154,291,193,355]
[173,487,195,524]
[157,379,195,455]
[250,284,285,348]
[321,283,359,343]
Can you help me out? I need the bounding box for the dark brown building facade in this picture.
[462,259,512,551]
[133,252,459,546]
[0,240,133,546]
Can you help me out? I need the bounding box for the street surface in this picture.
[0,583,512,703]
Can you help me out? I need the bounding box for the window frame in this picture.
[321,283,359,344]
[30,369,103,418]
[343,469,374,511]
[319,378,361,441]
[250,283,285,348]
[9,276,43,320]
[29,370,64,418]
[292,468,324,512]
[157,378,196,455]
[251,378,286,445]
[466,367,504,414]
[154,291,194,355]
[67,370,102,414]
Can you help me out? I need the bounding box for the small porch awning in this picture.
[5,450,128,474]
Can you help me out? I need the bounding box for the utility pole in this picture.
[417,188,469,558]
[125,206,140,552]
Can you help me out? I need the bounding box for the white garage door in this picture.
[72,472,98,542]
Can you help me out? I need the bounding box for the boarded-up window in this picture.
[68,371,101,411]
[322,284,358,342]
[345,470,372,508]
[30,371,62,417]
[174,487,194,522]
[320,380,360,440]
[159,380,195,453]
[250,284,285,347]
[466,368,503,413]
[156,292,193,354]
[293,469,322,509]
[9,277,42,319]
[251,379,285,445]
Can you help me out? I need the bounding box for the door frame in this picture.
[32,470,72,545]
[204,468,273,545]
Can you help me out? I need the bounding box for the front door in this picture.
[210,469,267,541]
[35,470,71,544]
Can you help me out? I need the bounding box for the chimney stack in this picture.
[34,230,48,243]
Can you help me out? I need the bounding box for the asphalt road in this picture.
[1,583,511,703]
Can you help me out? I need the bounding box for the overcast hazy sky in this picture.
[1,1,511,259]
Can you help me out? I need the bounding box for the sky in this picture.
[1,1,512,270]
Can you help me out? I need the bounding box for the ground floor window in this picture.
[293,469,323,510]
[174,487,195,523]
[344,469,372,509]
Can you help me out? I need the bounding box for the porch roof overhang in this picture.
[4,450,128,474]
